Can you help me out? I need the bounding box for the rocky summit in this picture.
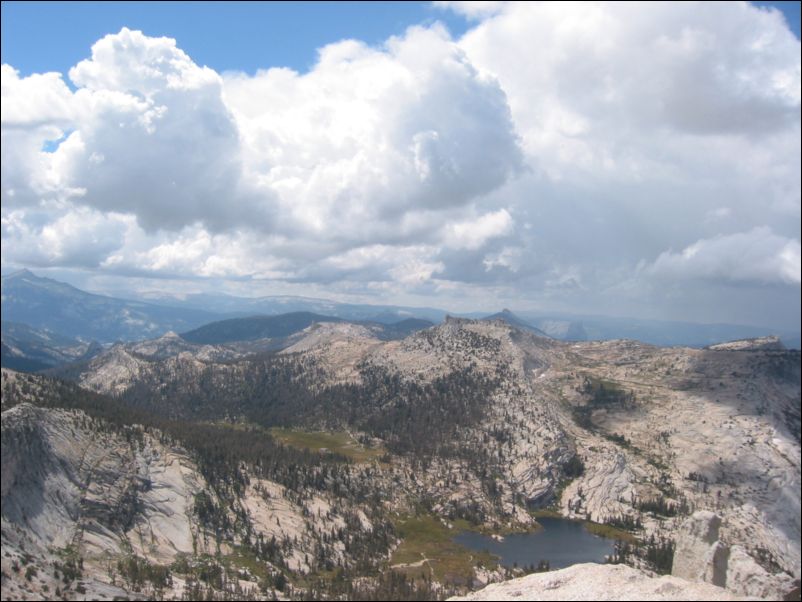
[448,562,756,601]
[2,317,799,600]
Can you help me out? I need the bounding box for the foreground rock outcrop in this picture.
[448,563,753,601]
[672,511,729,586]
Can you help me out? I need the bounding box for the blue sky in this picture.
[1,2,800,329]
[2,1,798,78]
[754,1,801,36]
[1,1,471,76]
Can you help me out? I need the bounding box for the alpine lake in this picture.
[453,516,619,570]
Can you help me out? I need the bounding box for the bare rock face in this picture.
[448,563,754,601]
[1,402,208,599]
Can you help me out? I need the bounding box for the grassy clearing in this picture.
[269,427,384,462]
[222,546,271,582]
[529,508,563,519]
[390,514,497,586]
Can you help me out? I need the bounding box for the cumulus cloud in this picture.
[63,28,267,232]
[449,1,800,189]
[105,227,290,279]
[223,24,522,242]
[1,65,77,206]
[442,209,512,250]
[2,29,266,232]
[433,1,506,20]
[648,227,801,286]
[1,4,800,329]
[1,64,74,128]
[2,206,131,268]
[433,0,801,323]
[3,25,522,270]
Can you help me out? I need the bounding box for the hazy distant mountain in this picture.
[181,312,435,344]
[0,341,52,372]
[1,270,221,343]
[0,321,102,372]
[3,270,797,349]
[376,317,435,339]
[124,289,449,324]
[530,318,589,341]
[1,320,82,349]
[519,312,801,349]
[181,312,346,344]
[482,309,550,337]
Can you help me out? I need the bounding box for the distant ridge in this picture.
[1,270,221,343]
[181,313,435,344]
[0,321,103,372]
[181,312,344,344]
[121,289,449,324]
[2,270,797,348]
[378,317,435,339]
[482,309,551,337]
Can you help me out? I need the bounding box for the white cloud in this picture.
[1,64,74,128]
[61,28,265,232]
[443,208,512,250]
[68,28,217,94]
[2,206,131,268]
[301,244,444,287]
[1,66,78,206]
[648,227,801,286]
[433,1,506,20]
[223,24,522,242]
[3,25,522,261]
[1,5,800,329]
[454,1,800,178]
[482,246,522,272]
[118,228,289,279]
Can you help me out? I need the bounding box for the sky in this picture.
[1,1,800,330]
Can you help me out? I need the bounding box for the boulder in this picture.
[448,563,753,601]
[672,511,727,586]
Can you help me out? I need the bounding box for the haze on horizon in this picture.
[1,1,800,331]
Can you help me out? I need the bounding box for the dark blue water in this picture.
[453,517,616,570]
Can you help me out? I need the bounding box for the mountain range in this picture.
[0,321,101,372]
[2,312,799,600]
[0,270,220,343]
[2,270,798,359]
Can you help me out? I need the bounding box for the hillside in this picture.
[1,369,401,600]
[2,317,800,600]
[1,321,101,371]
